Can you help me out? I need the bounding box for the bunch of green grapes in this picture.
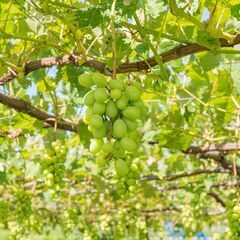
[115,159,141,197]
[41,140,67,190]
[227,199,240,239]
[13,191,32,223]
[178,205,200,237]
[79,72,146,178]
[9,223,28,240]
[61,208,79,233]
[0,200,9,227]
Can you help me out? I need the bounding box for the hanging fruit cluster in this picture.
[41,140,67,190]
[227,199,240,239]
[13,191,32,223]
[78,72,147,179]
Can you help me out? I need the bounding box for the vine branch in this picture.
[0,34,239,85]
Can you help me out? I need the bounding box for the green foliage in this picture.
[0,0,239,239]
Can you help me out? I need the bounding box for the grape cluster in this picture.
[13,191,32,223]
[0,200,9,227]
[61,208,79,233]
[79,72,146,179]
[115,159,141,196]
[42,140,67,190]
[227,199,240,239]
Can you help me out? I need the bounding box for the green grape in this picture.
[102,142,113,153]
[131,100,144,109]
[78,73,93,87]
[93,102,105,114]
[109,79,125,90]
[92,72,107,87]
[110,89,122,99]
[83,90,95,106]
[89,114,103,129]
[129,130,142,143]
[85,107,94,121]
[116,94,129,109]
[113,119,127,138]
[132,82,142,89]
[94,88,108,103]
[92,124,106,138]
[120,137,137,152]
[115,159,129,176]
[88,125,94,132]
[122,106,141,120]
[96,153,107,167]
[125,85,141,101]
[130,163,139,172]
[46,173,54,180]
[90,139,103,154]
[113,141,125,158]
[122,118,137,131]
[127,179,136,185]
[106,100,118,118]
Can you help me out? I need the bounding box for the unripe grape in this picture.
[89,114,103,129]
[102,142,113,153]
[127,179,135,185]
[94,88,108,103]
[93,102,105,114]
[47,173,54,180]
[122,106,141,120]
[106,100,118,118]
[130,163,138,172]
[129,185,137,193]
[116,181,125,189]
[109,79,124,90]
[113,119,127,138]
[131,100,144,109]
[92,72,107,87]
[85,107,94,121]
[122,118,137,131]
[48,165,54,172]
[78,73,93,87]
[118,188,126,195]
[115,159,129,176]
[113,141,125,158]
[120,137,137,152]
[110,89,122,99]
[116,94,129,109]
[88,125,94,132]
[92,125,106,139]
[96,153,107,167]
[129,131,142,143]
[51,141,58,148]
[89,139,103,154]
[125,85,141,101]
[83,90,95,106]
[132,82,142,90]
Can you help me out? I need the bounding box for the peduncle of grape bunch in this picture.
[78,72,146,181]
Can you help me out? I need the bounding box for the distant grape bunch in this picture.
[227,200,240,239]
[41,140,67,190]
[78,72,147,181]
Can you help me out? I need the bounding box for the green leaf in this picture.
[196,31,221,50]
[211,70,233,96]
[77,122,92,148]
